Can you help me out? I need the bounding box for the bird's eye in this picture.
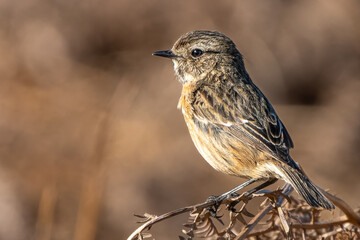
[191,49,203,58]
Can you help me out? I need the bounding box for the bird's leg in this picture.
[206,178,278,215]
[216,178,257,202]
[206,179,257,218]
[243,178,278,197]
[227,178,278,211]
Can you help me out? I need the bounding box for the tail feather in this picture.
[279,164,334,210]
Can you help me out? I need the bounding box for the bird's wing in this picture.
[191,82,294,163]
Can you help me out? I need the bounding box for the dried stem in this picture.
[128,182,359,240]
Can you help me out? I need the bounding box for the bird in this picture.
[152,30,334,209]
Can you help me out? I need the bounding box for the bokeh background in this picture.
[0,0,359,239]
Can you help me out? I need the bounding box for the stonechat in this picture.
[153,30,334,209]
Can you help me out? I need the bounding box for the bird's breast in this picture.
[179,98,274,179]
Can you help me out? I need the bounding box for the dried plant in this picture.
[128,183,359,240]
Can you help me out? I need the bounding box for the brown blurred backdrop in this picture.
[0,0,359,239]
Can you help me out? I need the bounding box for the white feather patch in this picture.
[172,60,178,71]
[183,73,194,82]
[223,122,233,127]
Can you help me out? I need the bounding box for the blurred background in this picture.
[0,0,359,239]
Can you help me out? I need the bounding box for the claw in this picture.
[209,208,224,225]
[205,195,225,224]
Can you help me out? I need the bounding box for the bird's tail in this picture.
[277,163,334,210]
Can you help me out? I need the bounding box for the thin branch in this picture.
[291,215,349,229]
[128,182,359,240]
[128,183,293,240]
[127,199,222,240]
[323,191,360,227]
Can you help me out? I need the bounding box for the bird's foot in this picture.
[205,195,223,219]
[205,192,240,216]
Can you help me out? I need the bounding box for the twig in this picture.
[323,191,360,226]
[127,200,218,240]
[128,182,359,240]
[128,183,293,240]
[291,215,349,229]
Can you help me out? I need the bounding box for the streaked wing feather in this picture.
[192,82,293,163]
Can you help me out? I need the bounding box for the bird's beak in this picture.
[152,50,180,59]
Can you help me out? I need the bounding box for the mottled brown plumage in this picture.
[153,30,334,209]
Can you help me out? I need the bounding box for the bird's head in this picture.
[153,30,244,84]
